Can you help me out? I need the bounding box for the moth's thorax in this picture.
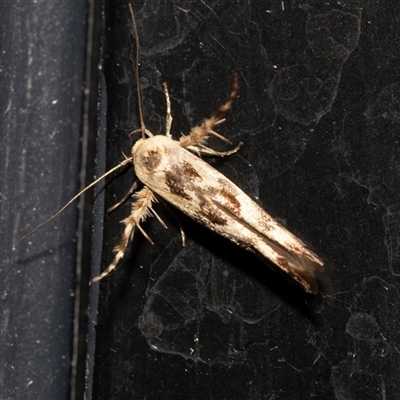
[132,135,186,187]
[133,135,172,171]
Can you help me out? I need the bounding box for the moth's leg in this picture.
[179,74,239,149]
[107,180,139,213]
[158,197,186,246]
[163,82,173,138]
[92,186,157,282]
[188,142,243,158]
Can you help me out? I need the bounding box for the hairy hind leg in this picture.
[92,186,166,282]
[179,74,239,150]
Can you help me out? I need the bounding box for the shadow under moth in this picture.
[21,4,324,294]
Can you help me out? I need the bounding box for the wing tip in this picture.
[292,253,325,294]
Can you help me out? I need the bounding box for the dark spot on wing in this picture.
[181,161,202,180]
[196,187,229,227]
[197,191,228,226]
[216,179,241,212]
[165,171,192,200]
[141,150,162,170]
[164,160,202,200]
[276,256,289,267]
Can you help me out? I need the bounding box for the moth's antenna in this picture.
[19,157,133,242]
[128,4,146,139]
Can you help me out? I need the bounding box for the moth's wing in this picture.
[205,189,324,294]
[133,136,324,293]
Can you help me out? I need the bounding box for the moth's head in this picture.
[132,135,174,174]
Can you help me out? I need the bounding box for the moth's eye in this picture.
[142,149,162,170]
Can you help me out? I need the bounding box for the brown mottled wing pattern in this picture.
[133,135,324,293]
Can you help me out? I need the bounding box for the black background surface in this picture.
[92,1,400,399]
[0,2,89,400]
[2,1,400,400]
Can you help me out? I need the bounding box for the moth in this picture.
[21,4,324,294]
